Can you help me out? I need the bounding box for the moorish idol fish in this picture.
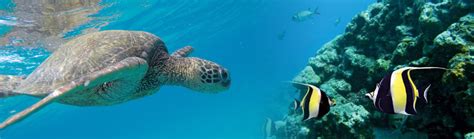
[365,67,447,115]
[292,82,335,121]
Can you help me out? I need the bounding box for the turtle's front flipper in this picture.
[0,75,24,98]
[0,57,148,129]
[171,46,194,57]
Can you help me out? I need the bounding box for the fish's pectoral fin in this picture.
[0,57,148,129]
[171,46,194,57]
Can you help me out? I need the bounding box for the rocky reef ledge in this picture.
[280,0,474,138]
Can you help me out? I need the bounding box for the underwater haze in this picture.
[1,0,473,139]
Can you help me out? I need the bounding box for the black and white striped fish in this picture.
[365,67,447,115]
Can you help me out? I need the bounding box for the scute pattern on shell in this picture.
[16,30,166,97]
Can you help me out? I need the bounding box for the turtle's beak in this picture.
[219,68,231,88]
[222,80,231,87]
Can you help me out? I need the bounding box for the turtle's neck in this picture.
[155,56,194,86]
[137,56,195,95]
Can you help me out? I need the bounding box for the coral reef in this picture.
[305,102,371,138]
[466,132,474,139]
[278,0,473,138]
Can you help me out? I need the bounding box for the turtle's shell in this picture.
[16,30,168,96]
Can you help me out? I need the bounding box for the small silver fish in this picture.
[292,8,320,22]
[334,17,341,26]
[277,30,286,40]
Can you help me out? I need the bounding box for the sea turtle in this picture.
[0,30,231,129]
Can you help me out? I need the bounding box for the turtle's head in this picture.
[158,56,231,93]
[191,58,231,92]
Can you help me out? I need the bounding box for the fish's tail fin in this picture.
[293,99,301,110]
[404,67,447,102]
[314,7,320,15]
[420,84,431,103]
[0,75,24,98]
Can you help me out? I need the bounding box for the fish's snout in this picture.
[329,99,336,106]
[365,92,375,100]
[292,15,297,20]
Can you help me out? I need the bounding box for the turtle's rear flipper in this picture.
[0,75,24,98]
[171,46,194,57]
[0,57,148,129]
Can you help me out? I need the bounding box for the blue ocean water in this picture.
[0,0,373,138]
